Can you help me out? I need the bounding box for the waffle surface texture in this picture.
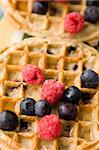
[1,0,99,43]
[0,37,98,150]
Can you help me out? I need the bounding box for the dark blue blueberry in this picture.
[72,64,78,71]
[62,86,82,104]
[82,92,92,104]
[20,98,36,116]
[84,6,99,23]
[35,100,52,117]
[0,110,18,131]
[33,2,48,15]
[81,70,99,88]
[67,46,76,54]
[20,119,28,131]
[58,102,77,121]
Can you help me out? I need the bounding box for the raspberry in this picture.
[64,12,84,33]
[22,64,44,85]
[38,114,62,140]
[41,79,65,105]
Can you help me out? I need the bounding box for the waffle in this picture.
[0,37,98,150]
[1,0,99,44]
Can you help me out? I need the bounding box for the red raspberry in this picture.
[64,12,84,33]
[38,114,62,140]
[41,79,65,105]
[22,64,44,85]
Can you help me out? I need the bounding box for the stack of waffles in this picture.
[0,1,98,150]
[0,37,98,150]
[1,0,99,46]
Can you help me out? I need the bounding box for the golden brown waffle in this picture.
[1,0,99,44]
[0,37,98,150]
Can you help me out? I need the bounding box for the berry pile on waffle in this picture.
[0,37,98,150]
[1,0,99,45]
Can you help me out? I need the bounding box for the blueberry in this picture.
[58,103,77,121]
[72,64,78,71]
[20,98,36,116]
[33,2,48,15]
[67,46,76,54]
[87,0,99,7]
[81,70,99,88]
[0,110,18,131]
[20,119,28,131]
[84,6,99,23]
[35,100,52,117]
[62,86,82,104]
[82,92,92,104]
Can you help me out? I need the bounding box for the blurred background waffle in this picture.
[0,0,99,50]
[0,6,23,50]
[0,37,98,149]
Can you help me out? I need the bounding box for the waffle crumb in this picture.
[41,79,65,105]
[64,12,84,33]
[38,114,62,140]
[22,64,44,85]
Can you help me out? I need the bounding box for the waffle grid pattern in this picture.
[0,37,98,150]
[1,0,99,43]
